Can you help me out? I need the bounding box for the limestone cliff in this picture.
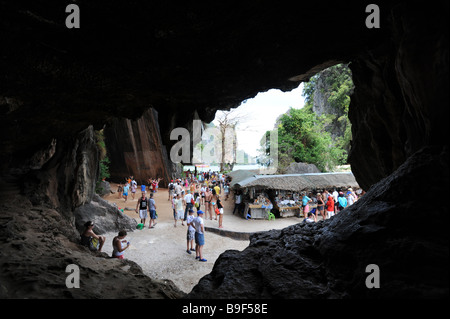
[103,108,173,186]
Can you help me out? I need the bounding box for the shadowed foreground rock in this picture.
[0,193,185,299]
[188,146,449,298]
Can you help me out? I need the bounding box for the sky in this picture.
[213,83,305,159]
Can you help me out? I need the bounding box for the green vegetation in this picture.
[94,129,110,188]
[257,63,354,172]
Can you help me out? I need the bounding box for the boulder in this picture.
[284,162,321,174]
[73,194,137,235]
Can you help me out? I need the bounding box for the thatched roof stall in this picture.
[233,172,359,192]
[232,172,360,219]
[228,169,260,188]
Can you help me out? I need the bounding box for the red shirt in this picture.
[326,197,334,211]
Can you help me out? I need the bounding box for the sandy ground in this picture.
[101,183,302,294]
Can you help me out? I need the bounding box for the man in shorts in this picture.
[136,192,149,227]
[192,210,207,262]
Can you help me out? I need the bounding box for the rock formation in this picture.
[283,162,321,175]
[0,1,448,298]
[188,146,449,298]
[103,108,173,186]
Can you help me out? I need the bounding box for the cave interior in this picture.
[0,1,448,299]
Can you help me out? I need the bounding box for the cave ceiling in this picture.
[1,1,399,166]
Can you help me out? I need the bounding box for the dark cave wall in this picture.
[348,1,449,190]
[0,1,448,298]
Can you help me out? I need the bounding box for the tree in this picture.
[257,64,353,172]
[214,109,247,172]
[303,63,354,156]
[277,108,344,172]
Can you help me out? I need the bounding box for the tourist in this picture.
[304,212,315,223]
[213,182,221,197]
[194,183,200,200]
[122,183,130,202]
[192,210,207,262]
[326,194,335,219]
[130,179,137,200]
[183,190,194,222]
[141,183,146,195]
[216,196,224,228]
[175,181,183,197]
[322,190,330,205]
[204,187,213,220]
[232,191,242,215]
[174,193,185,227]
[200,184,206,205]
[194,193,201,212]
[186,209,196,254]
[223,182,230,201]
[151,179,157,193]
[301,193,312,217]
[316,193,326,222]
[346,188,357,206]
[168,180,175,201]
[112,230,130,259]
[136,192,149,227]
[80,221,105,252]
[332,188,339,214]
[171,191,177,223]
[148,192,157,229]
[117,183,123,199]
[310,192,317,217]
[337,192,348,213]
[211,188,218,221]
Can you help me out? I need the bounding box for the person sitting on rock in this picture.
[80,221,105,252]
[112,230,130,259]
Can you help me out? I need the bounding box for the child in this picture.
[122,183,130,202]
[117,184,123,199]
[192,210,207,262]
[186,209,196,254]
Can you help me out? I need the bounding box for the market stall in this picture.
[243,193,273,219]
[232,172,360,219]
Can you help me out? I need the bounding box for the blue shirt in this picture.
[338,196,347,208]
[302,196,311,206]
[149,198,156,211]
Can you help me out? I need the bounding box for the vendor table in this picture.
[278,206,301,218]
[245,203,272,219]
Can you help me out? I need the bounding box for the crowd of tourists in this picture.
[80,170,362,262]
[302,188,364,223]
[80,170,230,262]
